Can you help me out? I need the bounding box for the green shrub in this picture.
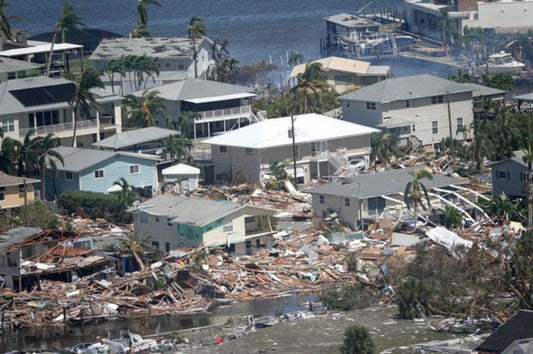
[0,201,59,229]
[340,325,375,354]
[320,284,376,311]
[396,277,430,319]
[57,190,131,223]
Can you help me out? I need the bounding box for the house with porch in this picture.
[203,113,379,184]
[0,57,41,82]
[46,146,160,199]
[137,79,257,139]
[0,76,122,147]
[289,56,390,94]
[304,167,471,230]
[490,151,532,199]
[339,74,475,150]
[90,37,216,81]
[0,173,39,209]
[322,13,380,54]
[129,195,276,255]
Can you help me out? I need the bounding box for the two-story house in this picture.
[46,146,160,199]
[203,113,379,184]
[490,151,532,199]
[0,57,41,82]
[142,79,257,139]
[0,76,123,147]
[130,195,275,255]
[339,74,475,149]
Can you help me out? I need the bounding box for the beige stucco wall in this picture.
[0,184,35,209]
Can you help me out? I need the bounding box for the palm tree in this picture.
[15,130,41,177]
[404,168,434,228]
[162,135,192,162]
[213,56,239,83]
[119,233,153,271]
[290,62,330,113]
[132,24,151,38]
[124,89,165,128]
[0,0,21,48]
[45,2,85,77]
[187,16,207,79]
[484,73,513,91]
[137,0,161,27]
[443,205,462,229]
[288,52,304,66]
[0,129,17,174]
[64,69,104,147]
[439,9,458,55]
[113,177,137,208]
[37,133,63,201]
[103,59,125,94]
[448,69,471,83]
[484,194,519,222]
[370,132,399,170]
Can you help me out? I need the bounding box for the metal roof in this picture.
[132,195,272,227]
[92,127,180,150]
[0,57,41,74]
[162,163,200,176]
[89,37,211,61]
[0,227,43,254]
[304,167,467,199]
[50,146,159,173]
[135,79,255,103]
[323,13,380,28]
[460,83,506,98]
[339,74,473,103]
[514,92,533,102]
[0,172,39,187]
[0,43,83,57]
[203,113,379,149]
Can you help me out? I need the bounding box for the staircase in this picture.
[250,110,267,123]
[407,135,423,153]
[327,149,366,176]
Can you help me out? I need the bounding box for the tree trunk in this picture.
[46,25,60,77]
[40,165,46,202]
[72,107,78,147]
[193,38,198,79]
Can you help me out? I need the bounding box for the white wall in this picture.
[478,1,533,29]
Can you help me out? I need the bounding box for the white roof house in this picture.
[162,163,201,191]
[203,113,379,184]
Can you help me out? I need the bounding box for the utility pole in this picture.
[446,91,454,158]
[291,114,298,187]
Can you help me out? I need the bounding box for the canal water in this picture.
[0,294,317,352]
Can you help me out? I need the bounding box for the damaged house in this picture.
[304,168,484,229]
[129,195,276,255]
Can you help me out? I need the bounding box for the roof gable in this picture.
[476,310,533,353]
[92,127,180,150]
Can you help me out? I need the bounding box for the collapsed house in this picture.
[0,227,113,290]
[304,168,487,229]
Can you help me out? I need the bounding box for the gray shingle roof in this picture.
[0,57,41,74]
[50,146,159,173]
[460,83,506,98]
[92,127,180,150]
[89,37,211,61]
[304,168,467,199]
[132,195,243,226]
[0,172,39,187]
[137,79,255,103]
[339,74,473,103]
[515,92,533,101]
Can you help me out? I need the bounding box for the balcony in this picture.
[19,116,116,137]
[195,105,251,122]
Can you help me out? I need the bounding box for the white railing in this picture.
[19,119,99,137]
[196,105,251,120]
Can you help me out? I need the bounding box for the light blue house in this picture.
[46,146,160,199]
[490,151,530,199]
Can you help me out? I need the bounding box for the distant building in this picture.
[0,173,39,209]
[289,56,390,94]
[90,37,216,79]
[130,195,275,255]
[322,13,380,54]
[0,76,122,147]
[0,57,41,82]
[489,151,531,199]
[203,113,379,184]
[339,74,475,149]
[162,163,201,191]
[92,126,180,154]
[46,146,160,199]
[136,79,257,139]
[29,28,123,55]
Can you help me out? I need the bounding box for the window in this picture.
[498,170,509,180]
[94,169,104,179]
[155,215,160,222]
[1,117,14,132]
[457,117,463,131]
[319,195,325,204]
[345,198,351,207]
[406,100,410,108]
[65,171,73,181]
[167,217,173,226]
[0,187,4,201]
[18,184,25,197]
[245,148,253,156]
[165,242,170,252]
[432,121,438,134]
[521,172,530,181]
[129,164,140,174]
[223,221,234,232]
[431,95,444,104]
[151,241,160,249]
[366,102,376,110]
[219,146,227,153]
[140,213,148,223]
[412,125,416,132]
